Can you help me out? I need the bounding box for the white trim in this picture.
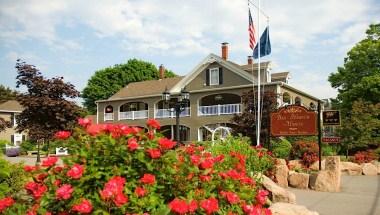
[96,103,99,124]
[209,67,220,86]
[0,110,22,113]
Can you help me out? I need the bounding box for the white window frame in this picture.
[209,68,219,86]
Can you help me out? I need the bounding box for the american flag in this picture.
[248,9,256,50]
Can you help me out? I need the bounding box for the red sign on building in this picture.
[271,105,317,136]
[322,137,341,143]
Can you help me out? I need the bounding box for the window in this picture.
[209,68,219,85]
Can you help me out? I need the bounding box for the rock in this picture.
[274,161,289,188]
[340,162,362,175]
[275,158,287,166]
[309,156,341,192]
[288,172,309,189]
[288,160,303,170]
[310,159,325,171]
[309,170,340,192]
[361,163,378,176]
[370,161,380,175]
[270,202,319,215]
[262,175,296,204]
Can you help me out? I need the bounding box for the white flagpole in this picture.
[256,0,261,146]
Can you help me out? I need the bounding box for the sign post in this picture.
[318,101,322,170]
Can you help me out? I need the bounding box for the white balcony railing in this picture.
[104,113,114,121]
[119,110,149,120]
[155,107,190,118]
[198,103,241,116]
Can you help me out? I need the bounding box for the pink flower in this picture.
[224,191,240,204]
[200,158,215,169]
[188,200,198,213]
[135,186,146,197]
[190,155,201,165]
[158,137,176,150]
[42,156,59,167]
[140,174,155,185]
[100,176,126,200]
[147,130,155,140]
[54,131,71,140]
[78,118,92,127]
[56,184,74,200]
[113,192,128,207]
[0,197,15,213]
[72,199,93,214]
[200,175,212,182]
[169,198,188,214]
[147,119,160,129]
[24,165,38,172]
[146,148,161,159]
[53,179,61,187]
[86,124,105,136]
[35,173,48,182]
[127,138,139,151]
[256,190,269,205]
[200,197,219,214]
[25,182,47,200]
[67,164,84,179]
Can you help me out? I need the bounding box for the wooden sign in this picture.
[322,110,340,126]
[271,105,317,136]
[322,137,341,143]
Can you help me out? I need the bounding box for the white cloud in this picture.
[1,0,378,55]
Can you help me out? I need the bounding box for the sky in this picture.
[0,0,379,103]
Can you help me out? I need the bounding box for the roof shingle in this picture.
[109,76,184,99]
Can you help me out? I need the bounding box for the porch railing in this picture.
[155,107,190,118]
[104,113,114,121]
[119,110,148,120]
[198,103,241,116]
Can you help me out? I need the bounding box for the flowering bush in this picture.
[290,141,319,160]
[353,150,377,164]
[3,119,272,214]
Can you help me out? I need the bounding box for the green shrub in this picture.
[374,147,380,160]
[19,140,37,154]
[271,138,292,159]
[322,143,335,156]
[0,139,10,154]
[208,136,275,174]
[0,157,28,198]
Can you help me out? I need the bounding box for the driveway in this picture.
[289,175,380,215]
[1,155,63,166]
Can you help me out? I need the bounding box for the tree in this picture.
[339,100,380,151]
[82,59,176,113]
[328,23,380,111]
[15,60,82,141]
[0,85,18,103]
[230,90,278,146]
[328,23,380,150]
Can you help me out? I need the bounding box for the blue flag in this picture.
[253,26,271,59]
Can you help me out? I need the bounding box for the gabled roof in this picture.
[108,76,184,100]
[170,53,256,93]
[0,100,23,112]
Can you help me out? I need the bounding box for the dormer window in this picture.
[206,67,223,86]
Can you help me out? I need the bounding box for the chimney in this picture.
[247,56,253,65]
[159,64,165,79]
[221,42,229,60]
